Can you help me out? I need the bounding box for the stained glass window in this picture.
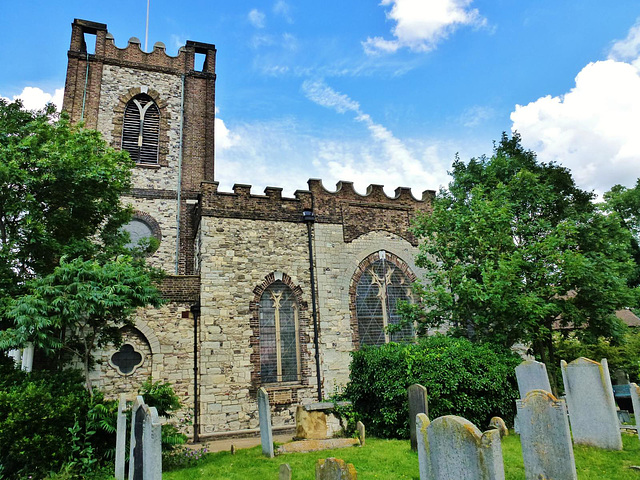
[356,258,414,346]
[111,344,143,375]
[259,281,300,383]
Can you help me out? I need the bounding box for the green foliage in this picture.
[0,256,164,392]
[343,336,521,439]
[409,133,638,385]
[162,446,209,472]
[140,377,183,418]
[553,329,640,384]
[0,358,116,479]
[0,99,134,309]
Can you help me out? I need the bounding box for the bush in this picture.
[343,335,521,439]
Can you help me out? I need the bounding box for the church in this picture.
[62,19,433,439]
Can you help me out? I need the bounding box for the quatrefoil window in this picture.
[111,344,144,375]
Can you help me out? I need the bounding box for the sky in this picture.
[2,1,640,198]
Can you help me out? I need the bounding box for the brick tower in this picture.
[62,19,216,274]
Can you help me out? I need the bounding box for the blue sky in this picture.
[2,1,640,197]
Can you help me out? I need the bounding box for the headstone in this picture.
[408,384,429,451]
[356,421,365,447]
[296,405,328,439]
[517,390,577,480]
[128,395,162,480]
[561,357,622,450]
[115,394,127,480]
[631,383,640,440]
[258,387,274,458]
[419,414,504,480]
[515,360,551,399]
[315,457,357,480]
[230,444,236,455]
[488,417,508,437]
[416,414,432,480]
[613,369,629,385]
[279,463,292,480]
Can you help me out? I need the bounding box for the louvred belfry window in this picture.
[121,94,160,165]
[356,258,414,346]
[259,281,301,383]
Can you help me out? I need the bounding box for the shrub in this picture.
[343,335,521,439]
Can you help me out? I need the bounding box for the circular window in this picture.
[121,212,161,254]
[123,219,154,249]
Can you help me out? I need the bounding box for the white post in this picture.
[21,343,34,372]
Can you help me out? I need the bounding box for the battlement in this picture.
[199,182,313,222]
[68,18,216,76]
[308,179,434,204]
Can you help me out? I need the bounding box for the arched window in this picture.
[121,94,160,165]
[354,253,414,346]
[259,281,300,383]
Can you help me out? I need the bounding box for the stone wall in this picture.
[197,214,318,435]
[313,226,426,393]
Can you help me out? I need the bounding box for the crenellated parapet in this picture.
[199,182,313,222]
[67,19,215,76]
[307,179,434,245]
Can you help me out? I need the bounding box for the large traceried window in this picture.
[259,281,301,383]
[355,253,414,346]
[121,94,160,165]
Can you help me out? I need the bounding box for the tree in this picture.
[403,133,638,390]
[0,256,163,394]
[0,99,134,313]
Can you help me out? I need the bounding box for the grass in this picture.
[164,433,640,480]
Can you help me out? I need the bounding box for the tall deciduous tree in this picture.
[0,99,133,310]
[404,133,638,388]
[0,256,163,394]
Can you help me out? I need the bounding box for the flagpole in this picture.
[145,0,150,51]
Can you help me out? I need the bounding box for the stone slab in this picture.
[408,384,429,452]
[515,360,551,399]
[277,438,360,454]
[258,387,275,458]
[296,405,328,440]
[315,457,357,480]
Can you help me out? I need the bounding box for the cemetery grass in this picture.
[164,434,640,480]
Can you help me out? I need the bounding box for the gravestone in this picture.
[515,360,551,399]
[416,414,432,480]
[296,405,328,439]
[631,383,640,440]
[488,417,508,437]
[561,357,622,450]
[417,414,504,480]
[115,394,127,480]
[128,395,162,480]
[408,384,429,451]
[258,387,274,458]
[356,421,365,447]
[315,457,357,480]
[279,463,292,480]
[517,390,577,480]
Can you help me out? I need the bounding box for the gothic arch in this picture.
[349,250,417,349]
[249,272,311,396]
[111,87,170,167]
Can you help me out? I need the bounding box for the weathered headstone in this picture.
[517,390,577,480]
[631,383,640,440]
[488,417,508,438]
[561,357,622,450]
[416,413,432,480]
[315,457,357,480]
[128,395,162,480]
[258,387,274,458]
[515,360,551,399]
[279,463,292,480]
[418,414,504,480]
[115,394,127,480]
[356,421,365,447]
[296,405,328,439]
[408,384,429,451]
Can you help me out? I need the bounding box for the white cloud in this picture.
[1,87,64,111]
[363,0,486,55]
[273,1,293,24]
[248,9,266,28]
[215,109,241,151]
[511,27,640,194]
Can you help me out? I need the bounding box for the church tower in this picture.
[62,19,216,274]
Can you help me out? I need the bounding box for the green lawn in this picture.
[164,434,640,480]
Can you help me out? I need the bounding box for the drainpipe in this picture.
[190,302,201,442]
[303,210,322,402]
[175,74,185,274]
